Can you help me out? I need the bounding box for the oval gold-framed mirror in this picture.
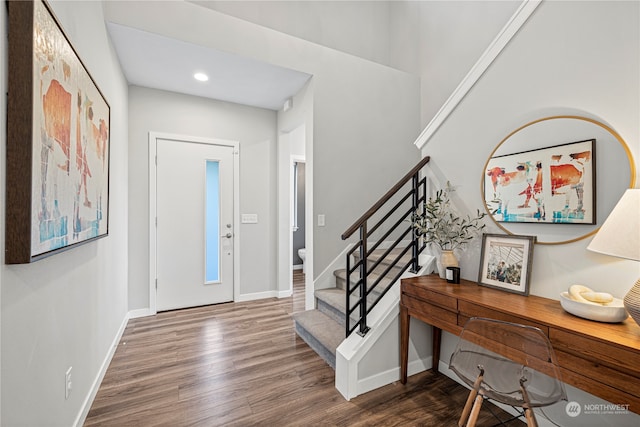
[481,115,636,245]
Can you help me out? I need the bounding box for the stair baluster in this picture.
[342,156,431,337]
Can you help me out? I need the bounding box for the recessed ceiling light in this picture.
[194,72,209,82]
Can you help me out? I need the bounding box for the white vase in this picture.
[437,250,459,279]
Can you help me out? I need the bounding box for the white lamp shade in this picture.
[587,189,640,261]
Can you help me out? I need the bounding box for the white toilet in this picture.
[298,248,306,273]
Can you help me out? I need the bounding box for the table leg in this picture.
[432,326,442,373]
[400,304,409,384]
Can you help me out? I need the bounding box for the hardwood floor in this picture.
[84,270,523,426]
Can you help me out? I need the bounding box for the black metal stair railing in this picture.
[341,156,431,337]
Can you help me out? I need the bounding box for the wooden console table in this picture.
[400,275,640,414]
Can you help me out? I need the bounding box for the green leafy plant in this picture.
[413,183,487,251]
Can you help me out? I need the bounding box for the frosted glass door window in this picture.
[206,160,220,283]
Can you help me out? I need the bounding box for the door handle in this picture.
[221,232,233,239]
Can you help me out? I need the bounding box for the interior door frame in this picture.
[149,131,240,315]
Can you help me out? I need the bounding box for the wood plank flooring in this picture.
[84,270,523,426]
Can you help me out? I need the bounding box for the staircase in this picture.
[292,156,433,390]
[293,248,410,369]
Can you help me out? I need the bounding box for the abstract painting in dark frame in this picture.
[6,0,110,264]
[484,139,596,225]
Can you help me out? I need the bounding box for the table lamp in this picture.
[587,189,640,327]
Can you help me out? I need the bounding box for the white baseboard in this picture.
[357,357,431,397]
[293,264,303,270]
[74,311,130,427]
[129,308,153,319]
[336,262,436,401]
[237,290,279,302]
[278,289,293,298]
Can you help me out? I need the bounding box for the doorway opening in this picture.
[292,159,306,276]
[278,121,312,306]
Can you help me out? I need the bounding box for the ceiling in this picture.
[106,22,312,111]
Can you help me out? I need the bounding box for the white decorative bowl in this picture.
[560,292,629,323]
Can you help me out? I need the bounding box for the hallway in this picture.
[84,270,521,426]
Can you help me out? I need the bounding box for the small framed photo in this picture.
[477,233,536,296]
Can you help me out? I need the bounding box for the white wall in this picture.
[194,0,393,67]
[415,0,521,128]
[128,86,278,309]
[311,54,421,271]
[1,1,130,426]
[421,1,639,424]
[194,0,517,93]
[277,81,316,308]
[105,0,422,281]
[423,0,639,299]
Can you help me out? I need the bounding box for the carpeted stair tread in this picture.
[316,287,378,313]
[315,287,386,331]
[293,310,344,369]
[353,248,413,268]
[316,288,348,312]
[334,268,397,293]
[316,288,354,328]
[294,246,421,370]
[334,268,397,283]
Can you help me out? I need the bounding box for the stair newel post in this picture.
[358,223,370,336]
[410,173,420,273]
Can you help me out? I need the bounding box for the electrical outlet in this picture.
[65,367,72,400]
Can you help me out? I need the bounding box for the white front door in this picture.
[155,137,235,311]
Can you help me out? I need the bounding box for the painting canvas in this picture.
[6,0,110,263]
[477,234,535,296]
[484,139,595,224]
